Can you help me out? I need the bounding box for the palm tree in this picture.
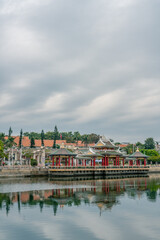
[5,137,17,149]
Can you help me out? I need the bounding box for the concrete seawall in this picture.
[0,166,159,178]
[48,167,149,177]
[0,167,48,178]
[149,166,160,173]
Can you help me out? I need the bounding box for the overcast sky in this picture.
[0,0,160,142]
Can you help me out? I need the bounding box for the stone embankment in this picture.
[149,166,160,173]
[0,166,160,178]
[0,167,48,178]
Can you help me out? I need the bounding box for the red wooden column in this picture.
[72,157,73,167]
[105,156,107,167]
[85,159,86,167]
[107,157,109,166]
[56,158,58,166]
[136,159,138,166]
[116,157,117,166]
[102,158,104,166]
[113,159,115,166]
[93,158,96,167]
[123,158,124,167]
[59,156,60,167]
[118,157,120,166]
[68,188,70,197]
[144,158,146,167]
[68,156,70,167]
[58,189,60,197]
[65,158,67,166]
[52,156,54,166]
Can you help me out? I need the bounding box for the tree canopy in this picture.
[41,130,45,146]
[8,127,12,137]
[53,125,58,148]
[23,130,99,144]
[144,138,155,149]
[30,137,35,148]
[0,140,5,159]
[19,129,23,148]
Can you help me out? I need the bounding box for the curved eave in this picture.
[129,154,148,159]
[81,154,103,158]
[98,151,123,156]
[94,145,116,149]
[76,156,92,160]
[125,157,137,161]
[49,153,76,157]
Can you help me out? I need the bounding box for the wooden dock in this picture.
[49,166,149,177]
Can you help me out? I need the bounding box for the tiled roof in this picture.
[50,148,76,156]
[4,136,95,148]
[5,136,30,147]
[129,148,148,158]
[129,151,148,158]
[119,144,128,148]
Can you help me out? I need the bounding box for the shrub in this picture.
[31,158,37,166]
[147,156,160,163]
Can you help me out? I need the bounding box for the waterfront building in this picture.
[49,148,76,167]
[78,136,125,167]
[128,147,148,166]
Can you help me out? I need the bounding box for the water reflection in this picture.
[0,176,160,216]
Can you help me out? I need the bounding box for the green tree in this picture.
[31,158,37,166]
[53,125,58,148]
[140,149,158,156]
[19,129,23,148]
[73,131,81,143]
[82,134,89,147]
[23,132,30,137]
[0,140,5,162]
[88,133,99,143]
[8,127,13,137]
[147,156,160,163]
[41,130,45,146]
[30,132,41,139]
[30,137,35,148]
[0,133,5,142]
[124,144,135,154]
[136,142,144,149]
[144,138,155,149]
[65,132,74,143]
[5,137,16,148]
[45,131,54,140]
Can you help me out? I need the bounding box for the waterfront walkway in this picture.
[49,166,149,177]
[0,165,160,178]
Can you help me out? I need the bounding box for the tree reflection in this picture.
[0,176,160,216]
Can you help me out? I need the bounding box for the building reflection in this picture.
[0,177,159,216]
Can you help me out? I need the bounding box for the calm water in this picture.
[0,175,160,240]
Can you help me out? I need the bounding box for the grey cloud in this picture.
[0,0,160,141]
